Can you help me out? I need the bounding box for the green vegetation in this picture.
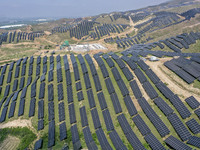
[0,127,36,150]
[193,80,200,89]
[128,30,136,37]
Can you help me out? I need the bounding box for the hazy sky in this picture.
[0,0,169,18]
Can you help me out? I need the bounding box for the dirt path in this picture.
[0,136,20,150]
[39,37,58,45]
[146,58,200,101]
[129,16,134,27]
[183,22,200,29]
[0,119,32,129]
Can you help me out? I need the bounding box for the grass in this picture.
[193,80,200,89]
[0,53,199,149]
[0,46,38,61]
[0,127,36,150]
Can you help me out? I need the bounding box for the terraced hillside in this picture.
[0,50,199,149]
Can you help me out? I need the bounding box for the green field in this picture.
[0,52,199,150]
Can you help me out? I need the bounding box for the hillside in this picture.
[0,0,200,150]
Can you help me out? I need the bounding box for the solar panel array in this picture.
[0,53,199,149]
[185,96,200,109]
[167,113,192,141]
[138,97,170,137]
[185,118,200,134]
[187,136,200,148]
[165,135,192,150]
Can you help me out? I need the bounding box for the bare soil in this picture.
[0,119,32,129]
[0,136,20,150]
[146,58,200,101]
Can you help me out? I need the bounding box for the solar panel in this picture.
[144,133,165,150]
[123,95,137,116]
[97,92,107,110]
[91,108,101,129]
[117,114,145,149]
[186,118,200,134]
[27,76,32,86]
[7,71,12,83]
[138,97,170,137]
[28,64,33,76]
[38,119,44,131]
[36,65,40,76]
[18,98,25,116]
[80,106,88,127]
[102,109,114,131]
[56,55,61,62]
[109,130,127,150]
[20,86,27,99]
[31,82,36,98]
[126,59,138,71]
[116,79,129,97]
[185,96,200,109]
[187,136,200,148]
[106,58,115,68]
[43,56,47,64]
[142,81,158,99]
[48,120,55,148]
[19,77,25,89]
[0,74,4,86]
[57,83,64,101]
[92,74,102,92]
[34,139,43,150]
[130,80,142,99]
[77,91,84,101]
[194,108,200,119]
[115,58,126,69]
[165,135,192,150]
[111,67,121,81]
[87,89,96,109]
[38,100,44,119]
[0,106,8,123]
[83,126,98,150]
[3,93,14,107]
[137,60,149,71]
[105,78,115,94]
[4,85,10,97]
[71,124,82,149]
[21,64,26,76]
[8,101,16,118]
[122,67,134,81]
[154,97,174,116]
[145,69,160,84]
[100,65,109,78]
[73,66,80,81]
[39,82,45,99]
[95,128,112,150]
[155,81,174,99]
[57,68,63,83]
[76,81,82,91]
[83,73,91,89]
[67,85,73,103]
[134,68,147,83]
[132,114,151,136]
[9,62,15,71]
[110,93,122,114]
[169,95,191,119]
[59,122,67,141]
[167,113,192,141]
[48,101,55,121]
[29,98,36,117]
[69,103,77,124]
[58,102,65,122]
[48,84,54,101]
